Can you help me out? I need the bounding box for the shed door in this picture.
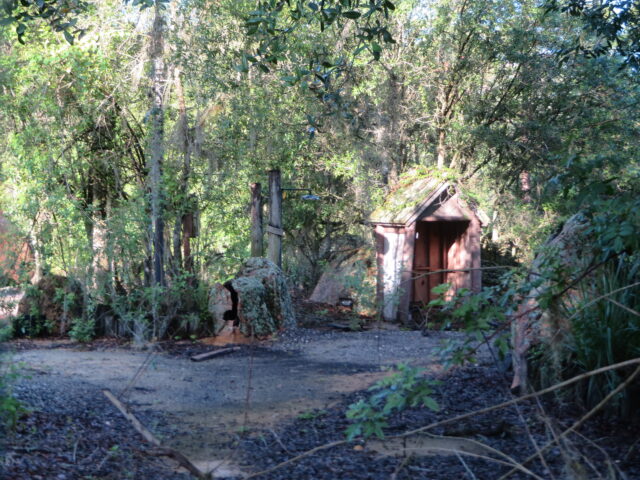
[413,221,468,304]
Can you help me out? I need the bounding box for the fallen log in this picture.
[190,346,241,362]
[102,389,210,479]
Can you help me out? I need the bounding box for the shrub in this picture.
[345,363,439,440]
[0,355,23,431]
[69,317,95,342]
[533,257,640,416]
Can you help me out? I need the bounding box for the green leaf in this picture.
[63,29,74,45]
[423,396,439,411]
[0,17,15,25]
[342,11,361,19]
[371,41,382,60]
[345,424,361,441]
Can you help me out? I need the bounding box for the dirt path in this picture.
[10,328,471,476]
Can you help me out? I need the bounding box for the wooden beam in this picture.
[266,225,284,236]
[267,169,282,268]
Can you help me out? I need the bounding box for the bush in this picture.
[345,363,439,440]
[532,257,640,416]
[0,355,23,431]
[69,317,95,342]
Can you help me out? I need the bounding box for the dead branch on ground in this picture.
[103,389,210,479]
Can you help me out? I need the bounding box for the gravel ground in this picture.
[2,326,638,479]
[1,374,191,479]
[236,366,640,480]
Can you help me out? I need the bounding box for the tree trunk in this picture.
[171,67,193,275]
[148,3,166,290]
[436,128,447,168]
[30,213,45,284]
[520,171,532,203]
[250,182,263,257]
[145,3,167,341]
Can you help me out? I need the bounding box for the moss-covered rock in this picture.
[208,257,295,338]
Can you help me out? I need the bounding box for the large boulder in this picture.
[208,258,295,338]
[16,274,83,336]
[511,214,591,393]
[309,248,376,315]
[0,287,25,321]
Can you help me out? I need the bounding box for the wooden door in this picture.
[412,221,467,304]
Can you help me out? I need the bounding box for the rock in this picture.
[16,274,83,336]
[208,258,295,338]
[510,214,591,393]
[208,283,234,335]
[0,286,26,321]
[309,248,376,315]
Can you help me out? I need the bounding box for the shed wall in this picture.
[375,225,406,321]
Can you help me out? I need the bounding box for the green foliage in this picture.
[345,363,439,440]
[12,314,50,338]
[0,324,13,341]
[546,0,640,67]
[68,316,94,342]
[0,356,24,430]
[12,285,50,338]
[533,256,640,415]
[429,282,512,367]
[0,0,88,44]
[1,0,639,355]
[297,409,328,420]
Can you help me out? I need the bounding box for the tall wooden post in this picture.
[250,182,263,257]
[267,169,283,268]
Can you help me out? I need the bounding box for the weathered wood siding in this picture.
[375,225,406,321]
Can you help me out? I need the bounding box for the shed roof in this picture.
[369,177,449,225]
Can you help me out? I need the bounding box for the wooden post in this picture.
[250,182,264,257]
[267,169,283,268]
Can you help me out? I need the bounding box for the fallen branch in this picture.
[190,346,241,362]
[102,389,210,479]
[147,447,211,479]
[243,440,347,479]
[103,389,160,446]
[390,452,413,480]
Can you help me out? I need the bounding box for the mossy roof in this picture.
[369,177,449,225]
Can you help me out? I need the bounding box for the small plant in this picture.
[345,363,439,441]
[69,316,95,342]
[0,324,13,342]
[0,356,25,430]
[297,409,327,420]
[429,281,512,367]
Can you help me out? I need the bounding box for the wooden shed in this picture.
[369,177,482,322]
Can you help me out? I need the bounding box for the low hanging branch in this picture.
[102,389,210,480]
